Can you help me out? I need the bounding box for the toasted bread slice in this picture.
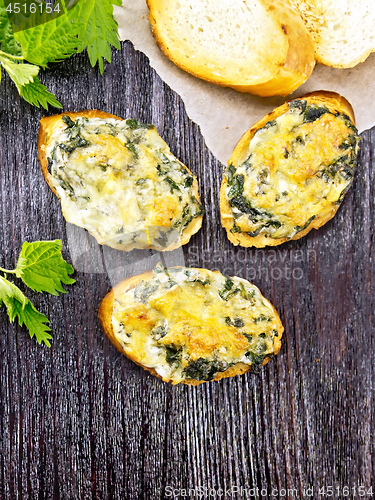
[220,91,359,248]
[291,0,375,68]
[38,110,203,252]
[147,0,315,97]
[99,266,284,385]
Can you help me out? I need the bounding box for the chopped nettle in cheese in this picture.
[111,266,283,384]
[225,100,360,239]
[45,116,203,250]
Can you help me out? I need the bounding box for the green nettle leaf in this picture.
[0,275,28,314]
[15,240,75,295]
[74,0,121,73]
[0,239,75,346]
[0,0,121,107]
[10,298,52,346]
[13,1,83,67]
[18,76,62,109]
[0,277,51,345]
[0,54,39,87]
[0,6,22,56]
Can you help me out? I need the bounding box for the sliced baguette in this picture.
[147,0,315,97]
[38,110,203,252]
[99,266,283,385]
[291,0,375,68]
[220,91,359,248]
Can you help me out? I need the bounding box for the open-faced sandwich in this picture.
[38,110,203,251]
[220,91,360,248]
[99,265,284,385]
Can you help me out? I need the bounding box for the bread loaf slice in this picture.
[291,0,375,68]
[147,0,315,96]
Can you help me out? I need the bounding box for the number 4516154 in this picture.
[6,2,60,14]
[318,486,373,496]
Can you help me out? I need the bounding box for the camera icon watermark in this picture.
[65,223,186,288]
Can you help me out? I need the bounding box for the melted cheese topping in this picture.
[225,101,359,239]
[46,116,203,250]
[112,266,283,384]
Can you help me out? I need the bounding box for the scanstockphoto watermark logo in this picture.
[164,485,315,498]
[187,245,316,281]
[164,484,370,498]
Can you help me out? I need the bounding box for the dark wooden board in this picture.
[0,41,374,499]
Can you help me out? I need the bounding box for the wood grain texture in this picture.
[0,41,374,499]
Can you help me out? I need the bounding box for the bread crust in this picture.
[147,0,315,97]
[38,110,203,251]
[319,48,375,70]
[220,91,356,248]
[99,268,283,385]
[291,0,375,69]
[38,110,121,198]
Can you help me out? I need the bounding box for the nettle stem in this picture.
[0,50,24,61]
[0,267,16,274]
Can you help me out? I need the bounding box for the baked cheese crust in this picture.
[38,110,203,252]
[99,266,284,385]
[220,91,360,247]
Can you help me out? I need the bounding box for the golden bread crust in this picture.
[38,110,121,197]
[290,0,375,69]
[146,0,315,97]
[220,91,356,247]
[38,110,203,251]
[98,268,283,385]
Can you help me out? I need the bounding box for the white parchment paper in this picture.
[114,0,375,165]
